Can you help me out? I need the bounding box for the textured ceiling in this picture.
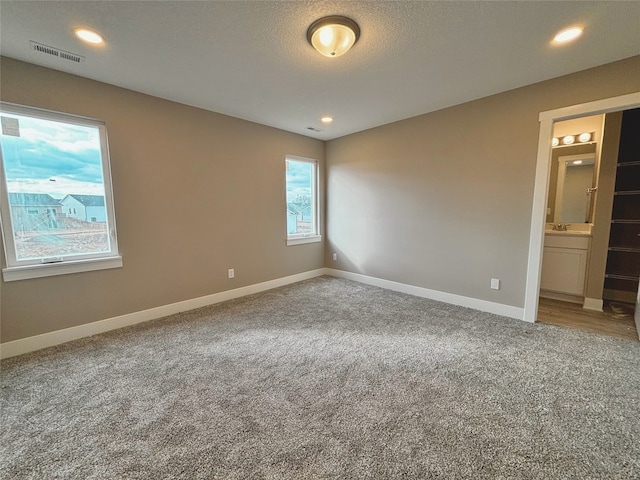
[1,1,639,140]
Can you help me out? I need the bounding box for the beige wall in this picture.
[2,55,640,344]
[325,56,640,308]
[0,57,325,342]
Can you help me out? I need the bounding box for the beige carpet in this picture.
[2,276,639,479]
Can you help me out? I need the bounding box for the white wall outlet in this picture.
[228,268,235,279]
[491,278,500,290]
[332,253,337,261]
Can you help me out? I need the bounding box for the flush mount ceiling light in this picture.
[552,26,583,44]
[74,28,104,45]
[321,116,334,124]
[307,15,360,57]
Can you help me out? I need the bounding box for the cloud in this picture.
[20,124,100,153]
[6,178,105,197]
[1,112,105,195]
[286,161,312,200]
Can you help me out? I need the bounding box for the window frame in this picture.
[285,155,321,246]
[0,102,122,281]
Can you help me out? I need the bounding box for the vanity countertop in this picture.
[545,223,592,236]
[545,230,592,237]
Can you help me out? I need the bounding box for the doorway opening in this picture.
[524,92,640,340]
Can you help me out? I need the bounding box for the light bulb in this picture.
[578,132,591,143]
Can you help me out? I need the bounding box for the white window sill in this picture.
[287,235,322,246]
[2,256,123,282]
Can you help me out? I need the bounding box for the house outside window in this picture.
[286,155,321,245]
[0,102,122,281]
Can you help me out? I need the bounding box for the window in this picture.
[285,155,320,245]
[0,102,122,281]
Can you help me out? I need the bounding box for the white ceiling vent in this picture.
[30,41,86,64]
[306,126,324,133]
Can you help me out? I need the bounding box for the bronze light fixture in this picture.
[307,15,360,58]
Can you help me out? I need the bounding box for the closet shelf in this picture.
[611,219,640,224]
[605,273,640,282]
[608,246,640,253]
[613,190,640,196]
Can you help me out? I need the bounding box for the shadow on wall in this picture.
[325,164,378,273]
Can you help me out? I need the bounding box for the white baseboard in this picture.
[325,269,526,321]
[583,297,604,312]
[2,267,528,359]
[0,268,326,359]
[539,290,583,304]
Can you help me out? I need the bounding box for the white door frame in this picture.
[523,92,640,323]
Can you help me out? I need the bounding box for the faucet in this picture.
[552,223,568,231]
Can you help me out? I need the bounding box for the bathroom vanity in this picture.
[540,230,591,299]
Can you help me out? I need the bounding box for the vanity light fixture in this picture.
[74,28,105,45]
[307,15,360,57]
[573,160,583,165]
[552,131,595,148]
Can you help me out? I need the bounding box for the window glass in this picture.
[0,103,120,279]
[285,156,320,244]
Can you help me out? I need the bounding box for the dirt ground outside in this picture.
[14,221,109,260]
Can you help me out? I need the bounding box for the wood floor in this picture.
[537,297,639,342]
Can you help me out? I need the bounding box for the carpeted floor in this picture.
[2,276,639,479]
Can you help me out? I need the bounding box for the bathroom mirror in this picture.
[546,143,598,224]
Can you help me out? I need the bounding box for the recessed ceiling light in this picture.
[553,26,583,44]
[321,116,334,124]
[74,28,105,45]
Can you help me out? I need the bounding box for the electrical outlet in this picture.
[332,253,337,261]
[491,278,500,290]
[228,268,235,279]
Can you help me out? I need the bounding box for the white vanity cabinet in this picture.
[540,234,591,296]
